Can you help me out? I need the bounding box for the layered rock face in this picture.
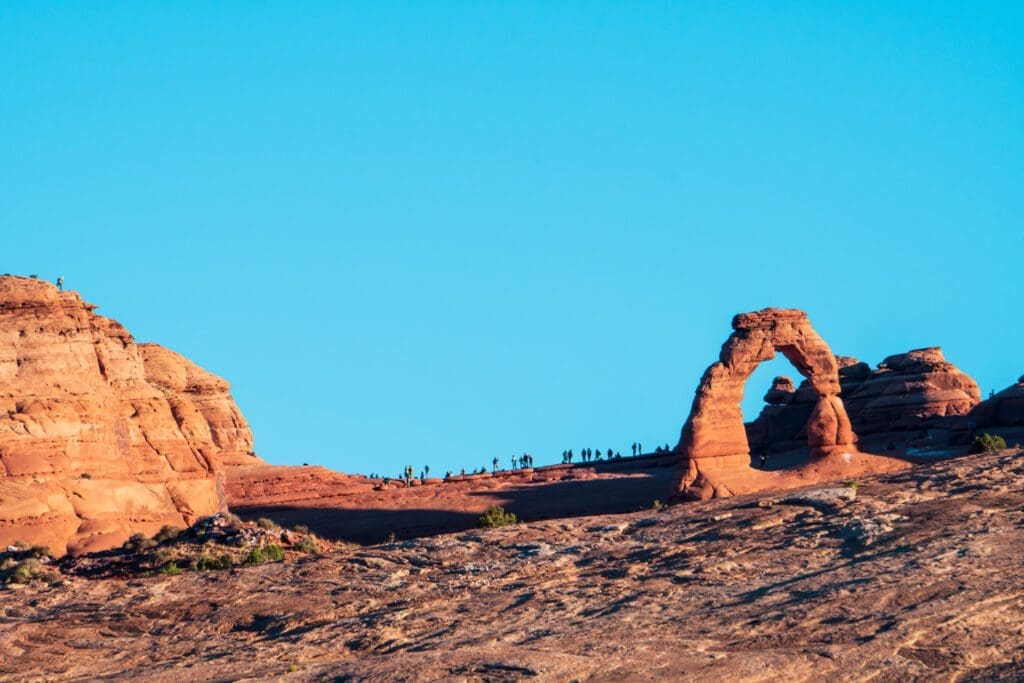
[746,347,982,453]
[673,308,903,500]
[963,375,1024,445]
[843,348,980,439]
[0,276,261,555]
[973,376,1024,427]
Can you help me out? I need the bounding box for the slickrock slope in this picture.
[227,454,680,544]
[3,449,1023,681]
[0,276,261,555]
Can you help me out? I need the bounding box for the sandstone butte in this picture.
[0,276,261,555]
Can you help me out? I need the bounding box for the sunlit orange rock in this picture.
[673,308,907,500]
[0,276,261,555]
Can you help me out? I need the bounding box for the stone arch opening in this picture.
[673,308,859,500]
[742,358,811,471]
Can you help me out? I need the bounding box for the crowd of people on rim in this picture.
[367,441,677,486]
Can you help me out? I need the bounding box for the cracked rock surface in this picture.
[2,450,1024,681]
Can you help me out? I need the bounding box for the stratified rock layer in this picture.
[747,347,983,455]
[675,308,906,500]
[844,347,981,440]
[0,276,261,555]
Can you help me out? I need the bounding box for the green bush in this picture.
[652,499,665,511]
[1,557,57,585]
[193,553,233,571]
[294,536,320,554]
[159,562,182,576]
[243,543,286,565]
[970,433,1007,454]
[243,547,266,565]
[11,559,42,583]
[843,480,859,491]
[256,517,278,530]
[477,505,518,529]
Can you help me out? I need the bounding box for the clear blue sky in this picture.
[2,3,1021,476]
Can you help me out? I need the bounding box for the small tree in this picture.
[969,433,1007,454]
[477,505,518,529]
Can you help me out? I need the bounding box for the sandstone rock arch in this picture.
[673,308,905,500]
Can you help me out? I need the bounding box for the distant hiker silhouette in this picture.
[56,276,64,292]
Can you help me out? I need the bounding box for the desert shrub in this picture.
[294,536,320,554]
[26,545,50,559]
[843,480,859,491]
[122,532,147,552]
[477,505,518,529]
[154,548,177,565]
[243,547,266,565]
[153,525,183,544]
[969,433,1007,454]
[2,557,57,585]
[652,499,665,511]
[80,472,91,479]
[11,558,43,583]
[256,517,278,530]
[159,562,182,576]
[222,512,243,527]
[243,544,286,565]
[193,553,233,572]
[292,524,310,534]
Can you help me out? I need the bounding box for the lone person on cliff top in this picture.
[56,276,64,292]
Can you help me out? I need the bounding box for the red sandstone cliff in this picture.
[0,276,261,555]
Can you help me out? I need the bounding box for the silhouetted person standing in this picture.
[56,276,64,292]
